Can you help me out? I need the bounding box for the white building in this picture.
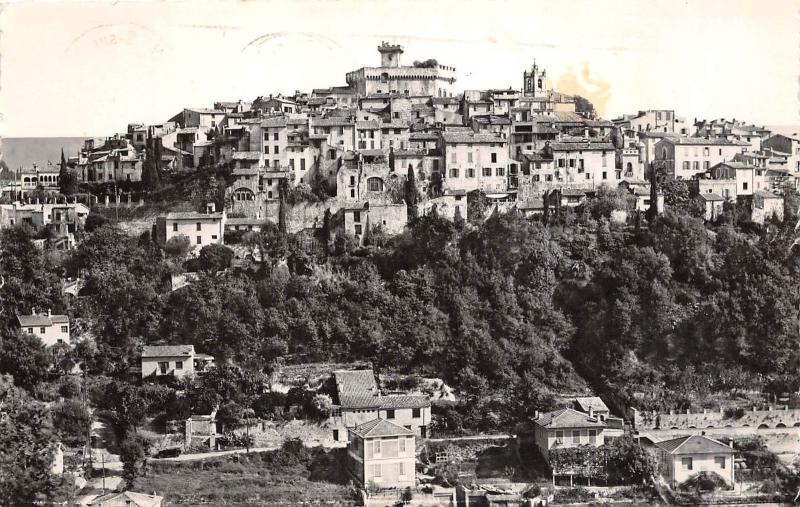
[155,204,226,252]
[17,310,70,347]
[141,344,215,379]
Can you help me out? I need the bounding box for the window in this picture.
[569,159,575,168]
[482,167,492,177]
[450,151,457,163]
[386,410,395,419]
[173,223,178,232]
[158,362,168,374]
[713,456,727,468]
[398,462,405,476]
[338,127,344,135]
[61,325,68,333]
[555,430,564,442]
[399,438,406,453]
[350,189,355,198]
[273,132,279,141]
[743,182,748,190]
[467,168,475,178]
[588,429,597,444]
[367,177,383,192]
[196,223,202,231]
[354,224,362,235]
[40,327,46,334]
[467,152,473,163]
[683,161,690,170]
[27,328,33,334]
[273,146,279,154]
[412,408,421,418]
[175,361,183,370]
[682,457,693,470]
[374,440,381,454]
[496,167,505,177]
[300,159,305,171]
[491,153,497,163]
[450,168,459,178]
[353,211,361,223]
[602,171,607,180]
[211,235,217,240]
[703,161,710,170]
[196,236,202,245]
[572,430,581,444]
[602,153,608,167]
[704,147,710,156]
[372,464,381,478]
[558,159,565,168]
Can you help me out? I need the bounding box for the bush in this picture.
[217,432,255,449]
[52,399,92,445]
[679,471,730,493]
[164,235,191,257]
[553,487,594,503]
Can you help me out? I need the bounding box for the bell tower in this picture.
[378,41,404,68]
[523,60,550,97]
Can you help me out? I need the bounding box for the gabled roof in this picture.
[17,313,68,328]
[142,345,194,358]
[698,193,724,201]
[534,407,605,429]
[549,141,615,152]
[334,369,380,408]
[574,397,609,413]
[351,418,415,438]
[654,435,734,455]
[261,117,287,128]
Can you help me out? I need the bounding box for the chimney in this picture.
[729,439,734,448]
[47,308,51,317]
[589,407,594,418]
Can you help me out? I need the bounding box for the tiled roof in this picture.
[141,345,194,358]
[517,198,544,209]
[442,132,506,144]
[664,137,738,146]
[226,217,264,226]
[351,418,415,438]
[162,211,224,220]
[334,370,380,408]
[560,188,588,197]
[356,120,380,129]
[698,193,724,201]
[232,151,262,160]
[549,141,614,151]
[17,313,68,328]
[312,118,354,127]
[534,407,605,429]
[380,120,411,130]
[381,395,430,409]
[654,435,734,455]
[186,108,225,115]
[409,132,439,141]
[261,117,287,128]
[574,397,609,413]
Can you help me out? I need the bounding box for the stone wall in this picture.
[634,406,800,430]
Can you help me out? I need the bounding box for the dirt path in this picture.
[151,445,281,462]
[75,417,124,504]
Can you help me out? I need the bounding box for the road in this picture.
[74,418,124,505]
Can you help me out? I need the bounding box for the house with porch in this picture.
[654,435,735,488]
[533,407,607,462]
[141,344,215,379]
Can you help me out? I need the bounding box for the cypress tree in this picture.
[405,165,418,222]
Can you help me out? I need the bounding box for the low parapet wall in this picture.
[633,406,800,430]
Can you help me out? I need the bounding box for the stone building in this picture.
[346,42,457,98]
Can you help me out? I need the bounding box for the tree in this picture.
[278,185,288,235]
[141,132,161,191]
[573,95,596,118]
[0,331,51,391]
[164,235,191,257]
[51,399,92,446]
[405,165,418,221]
[83,213,108,233]
[120,434,150,490]
[604,436,656,484]
[216,401,244,433]
[58,148,77,195]
[0,375,60,505]
[401,487,414,504]
[194,244,233,272]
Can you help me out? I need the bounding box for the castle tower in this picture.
[378,42,404,68]
[523,61,550,98]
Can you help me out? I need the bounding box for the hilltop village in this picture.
[2,43,800,507]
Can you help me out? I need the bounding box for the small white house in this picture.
[17,309,70,347]
[141,345,214,379]
[654,435,735,488]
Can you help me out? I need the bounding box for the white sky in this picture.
[0,0,797,137]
